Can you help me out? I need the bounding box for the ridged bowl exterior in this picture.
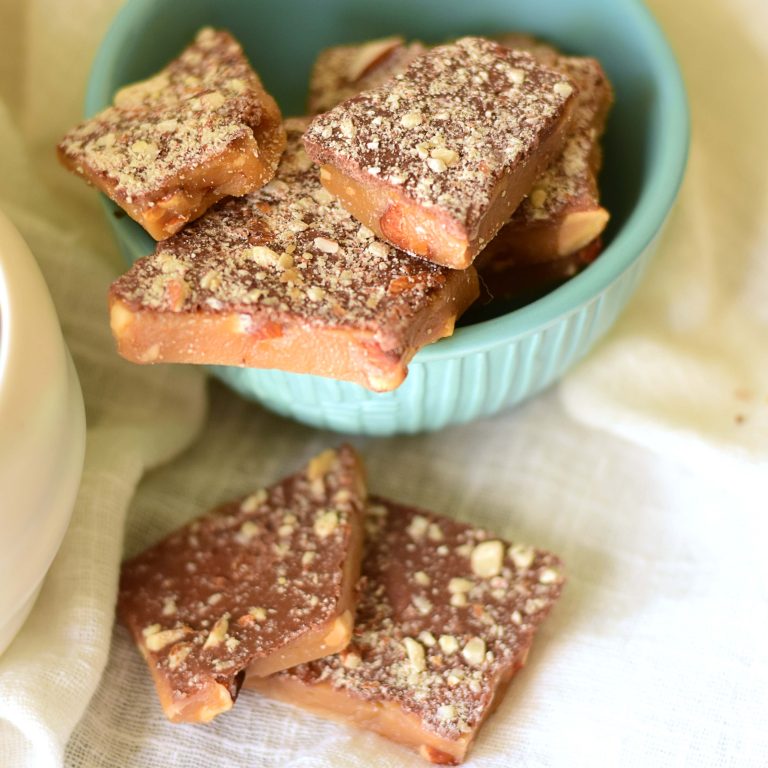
[211,238,654,434]
[88,0,689,435]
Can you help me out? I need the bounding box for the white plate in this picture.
[0,209,85,656]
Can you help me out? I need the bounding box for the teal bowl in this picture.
[86,0,689,435]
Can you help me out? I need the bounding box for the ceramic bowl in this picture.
[86,0,689,435]
[0,210,85,657]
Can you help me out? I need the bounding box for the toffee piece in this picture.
[250,497,565,765]
[307,34,612,268]
[308,36,426,115]
[118,446,366,723]
[490,38,613,263]
[58,28,286,240]
[303,37,577,269]
[109,120,478,392]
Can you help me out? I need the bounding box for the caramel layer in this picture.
[303,37,577,269]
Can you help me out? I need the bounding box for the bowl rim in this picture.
[85,0,690,362]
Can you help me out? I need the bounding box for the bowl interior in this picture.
[87,0,688,358]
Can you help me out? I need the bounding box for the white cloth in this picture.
[561,0,768,475]
[1,0,767,766]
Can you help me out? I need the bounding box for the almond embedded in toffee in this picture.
[117,445,366,724]
[249,497,565,765]
[303,37,578,269]
[57,27,286,240]
[108,119,478,392]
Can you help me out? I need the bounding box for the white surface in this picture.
[0,209,86,656]
[1,0,767,766]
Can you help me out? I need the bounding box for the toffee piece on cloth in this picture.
[57,27,286,240]
[108,120,478,392]
[303,37,577,269]
[249,497,564,765]
[118,446,366,723]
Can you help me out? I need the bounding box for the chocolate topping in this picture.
[303,37,576,231]
[118,446,365,720]
[277,497,564,742]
